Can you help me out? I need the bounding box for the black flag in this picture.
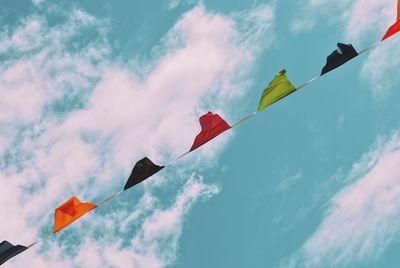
[0,240,27,265]
[321,43,359,75]
[124,157,164,190]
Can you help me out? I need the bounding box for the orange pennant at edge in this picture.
[382,0,400,40]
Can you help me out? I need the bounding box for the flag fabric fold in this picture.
[0,240,27,265]
[321,43,359,75]
[190,112,231,152]
[382,0,400,40]
[53,196,97,233]
[257,69,296,112]
[124,157,164,190]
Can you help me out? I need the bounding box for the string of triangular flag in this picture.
[2,1,400,265]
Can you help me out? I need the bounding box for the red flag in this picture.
[382,0,400,40]
[53,196,97,233]
[190,112,231,152]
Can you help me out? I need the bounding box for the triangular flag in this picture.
[382,0,400,40]
[190,112,231,152]
[53,196,97,233]
[321,43,359,75]
[0,240,27,265]
[257,69,296,112]
[124,157,164,190]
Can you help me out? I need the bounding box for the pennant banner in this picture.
[257,69,295,112]
[190,112,231,152]
[0,240,27,265]
[53,197,97,233]
[124,157,164,190]
[321,43,359,75]
[3,1,400,265]
[382,0,400,40]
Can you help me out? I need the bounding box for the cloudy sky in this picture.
[1,0,400,267]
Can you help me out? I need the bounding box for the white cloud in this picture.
[130,176,220,267]
[275,172,303,192]
[289,0,351,34]
[290,17,316,34]
[343,0,396,41]
[285,132,400,268]
[0,3,275,268]
[0,61,45,124]
[31,0,45,7]
[360,36,400,98]
[290,0,396,38]
[166,0,181,10]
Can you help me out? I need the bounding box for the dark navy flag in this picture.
[0,240,27,265]
[321,43,359,75]
[124,157,164,190]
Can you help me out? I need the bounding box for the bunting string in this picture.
[1,1,400,264]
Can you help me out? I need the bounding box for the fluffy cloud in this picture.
[0,61,44,124]
[360,35,400,98]
[290,0,396,38]
[0,2,275,267]
[166,0,181,10]
[285,133,400,268]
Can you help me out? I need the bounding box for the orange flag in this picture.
[53,196,97,233]
[382,0,400,40]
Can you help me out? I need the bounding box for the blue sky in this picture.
[1,0,400,267]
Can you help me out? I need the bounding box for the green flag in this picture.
[257,69,296,112]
